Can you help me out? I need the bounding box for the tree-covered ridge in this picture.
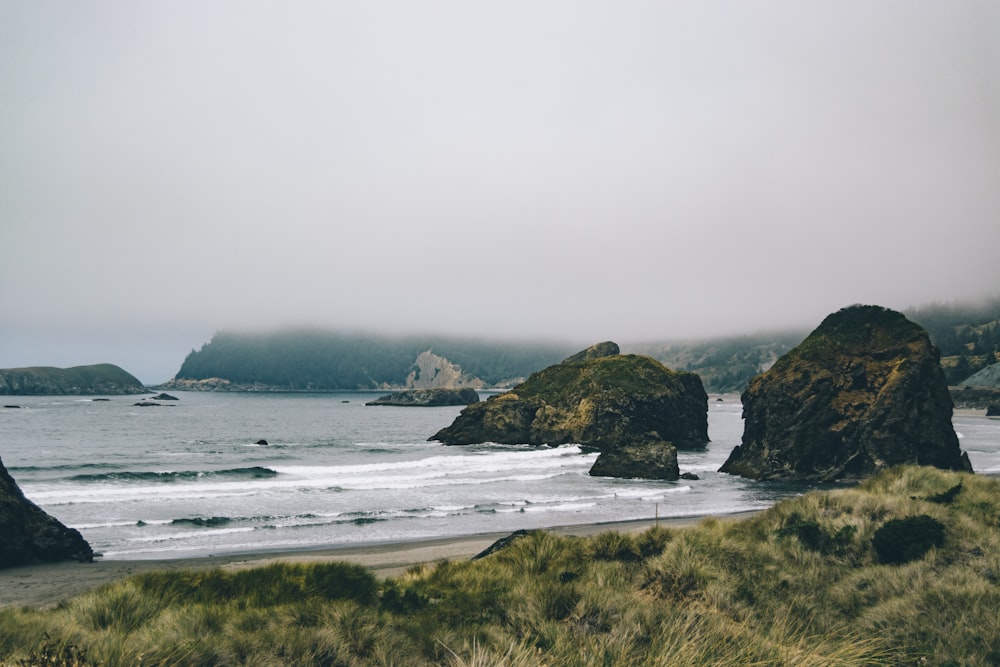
[175,330,577,390]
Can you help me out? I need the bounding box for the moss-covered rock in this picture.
[720,305,973,481]
[429,342,709,480]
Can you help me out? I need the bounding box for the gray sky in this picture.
[3,1,999,383]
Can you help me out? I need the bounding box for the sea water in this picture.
[2,392,998,560]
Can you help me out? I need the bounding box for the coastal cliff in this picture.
[720,305,973,481]
[0,364,145,395]
[430,342,709,480]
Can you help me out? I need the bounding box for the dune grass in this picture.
[2,465,998,666]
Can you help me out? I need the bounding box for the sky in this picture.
[2,1,999,384]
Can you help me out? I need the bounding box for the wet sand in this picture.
[0,512,761,609]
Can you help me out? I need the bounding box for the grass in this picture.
[2,465,999,665]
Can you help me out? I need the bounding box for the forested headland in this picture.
[167,298,1000,394]
[172,330,577,390]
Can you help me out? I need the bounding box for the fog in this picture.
[2,1,999,383]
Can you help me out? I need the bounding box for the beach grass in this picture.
[2,465,999,666]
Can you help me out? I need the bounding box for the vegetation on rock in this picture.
[721,305,972,481]
[430,342,708,480]
[2,466,997,665]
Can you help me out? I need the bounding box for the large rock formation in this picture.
[0,456,94,567]
[405,350,485,389]
[430,342,709,480]
[0,364,145,395]
[720,305,973,482]
[366,388,481,406]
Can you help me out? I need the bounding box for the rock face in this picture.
[0,456,94,567]
[720,305,973,482]
[405,350,485,389]
[0,364,145,395]
[365,388,481,407]
[430,342,709,480]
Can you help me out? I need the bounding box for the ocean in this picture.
[3,392,998,561]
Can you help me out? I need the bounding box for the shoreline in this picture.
[0,511,761,610]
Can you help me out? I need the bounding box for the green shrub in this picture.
[873,514,946,564]
[777,512,857,555]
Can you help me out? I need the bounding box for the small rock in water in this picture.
[256,439,269,446]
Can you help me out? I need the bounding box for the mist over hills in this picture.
[165,298,1000,395]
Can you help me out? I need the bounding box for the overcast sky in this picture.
[2,1,999,383]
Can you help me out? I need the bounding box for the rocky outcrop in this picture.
[430,342,709,480]
[405,350,485,389]
[0,456,94,567]
[720,305,973,482]
[366,388,481,407]
[0,364,145,395]
[587,440,682,479]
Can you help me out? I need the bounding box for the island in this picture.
[0,364,145,395]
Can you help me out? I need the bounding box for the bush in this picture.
[776,513,856,555]
[873,514,945,564]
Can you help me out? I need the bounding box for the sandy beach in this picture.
[0,513,761,610]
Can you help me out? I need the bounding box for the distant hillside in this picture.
[905,297,1000,384]
[167,298,1000,394]
[0,364,146,395]
[171,330,577,391]
[625,332,806,394]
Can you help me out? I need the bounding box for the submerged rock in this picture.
[365,388,480,407]
[430,342,709,480]
[720,305,973,482]
[0,456,94,567]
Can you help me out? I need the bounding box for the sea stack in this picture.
[430,342,709,480]
[720,305,973,481]
[0,456,94,567]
